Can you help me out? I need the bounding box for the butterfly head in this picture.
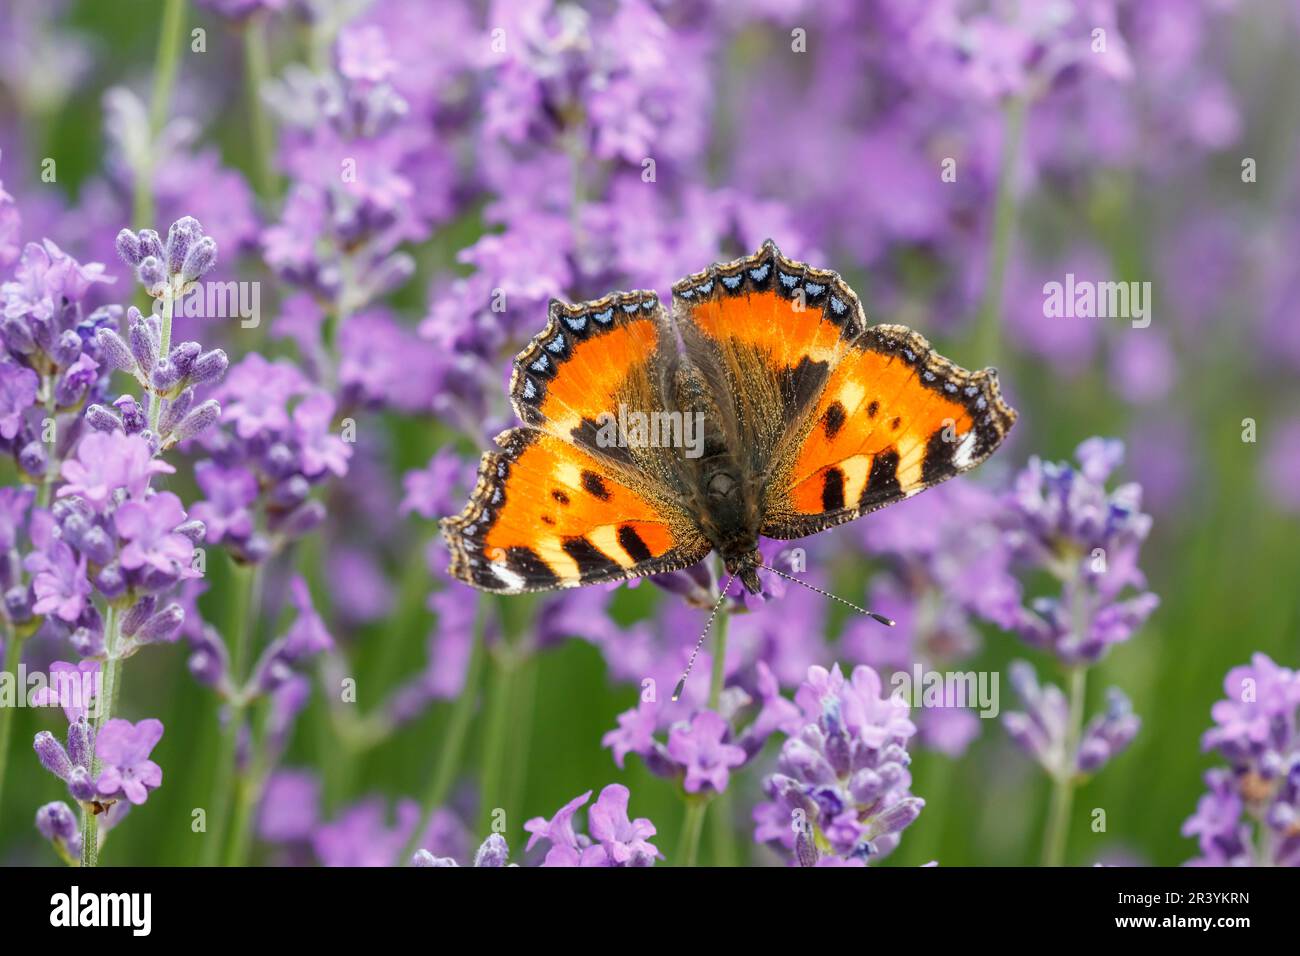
[725,550,764,595]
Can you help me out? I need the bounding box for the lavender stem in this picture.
[400,596,487,864]
[1042,665,1087,867]
[81,604,122,868]
[201,560,259,866]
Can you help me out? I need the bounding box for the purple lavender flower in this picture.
[525,784,661,867]
[1184,653,1300,866]
[0,360,37,439]
[94,717,163,805]
[667,710,747,794]
[35,801,82,859]
[755,663,923,865]
[249,577,333,693]
[30,659,100,723]
[292,391,350,478]
[59,431,174,509]
[311,797,466,868]
[190,461,257,544]
[586,784,661,865]
[1002,661,1139,778]
[601,700,658,771]
[413,833,512,868]
[257,768,321,844]
[1003,438,1159,664]
[114,492,194,576]
[524,790,590,859]
[25,540,92,622]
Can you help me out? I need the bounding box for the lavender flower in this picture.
[1003,661,1139,778]
[413,833,512,868]
[667,711,747,794]
[29,659,100,722]
[33,710,98,804]
[754,663,923,865]
[35,801,83,861]
[524,784,661,867]
[311,796,467,868]
[1184,654,1300,866]
[94,717,163,805]
[195,353,344,563]
[257,768,321,844]
[1002,438,1158,664]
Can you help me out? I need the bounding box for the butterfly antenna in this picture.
[671,571,737,702]
[757,564,895,627]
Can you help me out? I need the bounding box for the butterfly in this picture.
[442,240,1017,596]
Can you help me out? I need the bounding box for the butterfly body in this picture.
[442,241,1017,596]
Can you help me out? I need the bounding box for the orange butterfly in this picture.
[442,241,1017,596]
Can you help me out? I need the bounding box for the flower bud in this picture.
[115,228,142,266]
[95,328,137,373]
[137,255,167,295]
[34,731,73,780]
[129,317,158,374]
[172,400,221,442]
[67,716,95,769]
[188,348,228,386]
[137,603,184,644]
[181,236,218,283]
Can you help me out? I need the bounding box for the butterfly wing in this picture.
[761,323,1016,538]
[444,293,710,593]
[442,428,710,592]
[670,240,1016,540]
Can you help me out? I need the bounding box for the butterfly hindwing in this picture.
[441,428,709,593]
[762,323,1017,538]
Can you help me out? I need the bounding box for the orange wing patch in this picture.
[510,292,668,456]
[672,243,868,468]
[687,288,849,374]
[765,324,1016,538]
[441,428,709,593]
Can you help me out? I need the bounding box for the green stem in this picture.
[369,553,431,695]
[243,17,278,203]
[708,609,728,711]
[504,650,539,821]
[147,290,175,435]
[476,645,517,836]
[223,696,268,867]
[709,786,738,867]
[1042,665,1087,867]
[36,381,57,508]
[81,605,123,868]
[399,598,488,864]
[133,0,188,229]
[201,561,259,866]
[677,800,707,867]
[972,95,1027,368]
[0,625,22,826]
